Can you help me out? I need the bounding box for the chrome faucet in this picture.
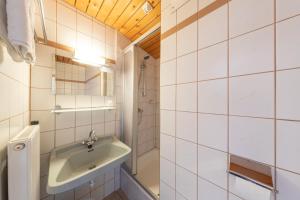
[82,129,98,150]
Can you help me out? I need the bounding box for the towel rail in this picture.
[35,0,47,44]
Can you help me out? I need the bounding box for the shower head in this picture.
[144,55,150,60]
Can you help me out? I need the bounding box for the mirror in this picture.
[54,54,114,96]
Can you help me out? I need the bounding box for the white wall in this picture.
[0,43,30,200]
[160,0,300,200]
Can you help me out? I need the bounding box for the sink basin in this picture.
[47,136,131,194]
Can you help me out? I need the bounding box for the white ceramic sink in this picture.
[47,136,131,194]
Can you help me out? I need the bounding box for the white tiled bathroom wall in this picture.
[32,0,124,199]
[160,0,300,200]
[0,44,30,199]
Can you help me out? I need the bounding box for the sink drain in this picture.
[88,164,96,170]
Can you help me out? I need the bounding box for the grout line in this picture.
[274,0,278,198]
[174,10,177,200]
[227,1,230,198]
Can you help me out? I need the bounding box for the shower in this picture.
[138,55,150,125]
[139,55,150,97]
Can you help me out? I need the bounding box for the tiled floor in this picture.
[135,148,160,198]
[104,190,128,200]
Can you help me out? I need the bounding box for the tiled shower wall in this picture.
[32,0,123,199]
[0,44,30,200]
[136,47,160,156]
[160,0,300,200]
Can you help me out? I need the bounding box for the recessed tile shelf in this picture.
[51,106,116,114]
[229,155,276,192]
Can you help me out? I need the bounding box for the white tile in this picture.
[76,125,92,142]
[93,21,106,42]
[92,123,104,137]
[92,110,105,124]
[176,139,197,173]
[40,153,50,177]
[198,113,227,151]
[229,173,274,200]
[77,13,92,36]
[276,0,300,21]
[177,0,197,23]
[31,66,53,89]
[277,16,300,70]
[229,116,274,165]
[76,33,92,55]
[0,74,10,121]
[160,110,175,136]
[176,166,197,200]
[35,44,55,67]
[9,115,24,139]
[198,41,227,81]
[76,95,91,108]
[0,120,9,154]
[105,121,115,136]
[105,110,115,122]
[160,133,175,162]
[56,112,75,129]
[161,34,176,62]
[9,81,23,117]
[56,95,75,108]
[31,88,54,110]
[177,83,197,112]
[229,194,243,200]
[177,52,197,84]
[229,0,274,37]
[160,85,176,110]
[57,3,76,29]
[277,169,300,200]
[177,22,198,56]
[31,111,55,132]
[198,145,228,189]
[92,96,105,107]
[160,181,175,200]
[161,10,176,33]
[198,177,227,200]
[198,5,227,49]
[198,0,215,10]
[176,111,197,142]
[229,73,274,118]
[76,111,91,126]
[229,26,274,76]
[277,120,300,173]
[176,192,187,200]
[160,157,175,189]
[198,79,227,114]
[277,69,300,120]
[57,24,77,48]
[40,131,54,154]
[44,0,56,21]
[160,59,176,86]
[56,128,75,147]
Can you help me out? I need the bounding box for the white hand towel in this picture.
[0,0,23,62]
[6,0,36,64]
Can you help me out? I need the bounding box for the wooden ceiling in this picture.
[65,0,161,58]
[139,29,160,59]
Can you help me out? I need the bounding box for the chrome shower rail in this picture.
[35,0,47,44]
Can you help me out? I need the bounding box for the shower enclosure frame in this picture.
[121,24,160,199]
[122,44,139,175]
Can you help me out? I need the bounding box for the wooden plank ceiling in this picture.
[65,0,161,59]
